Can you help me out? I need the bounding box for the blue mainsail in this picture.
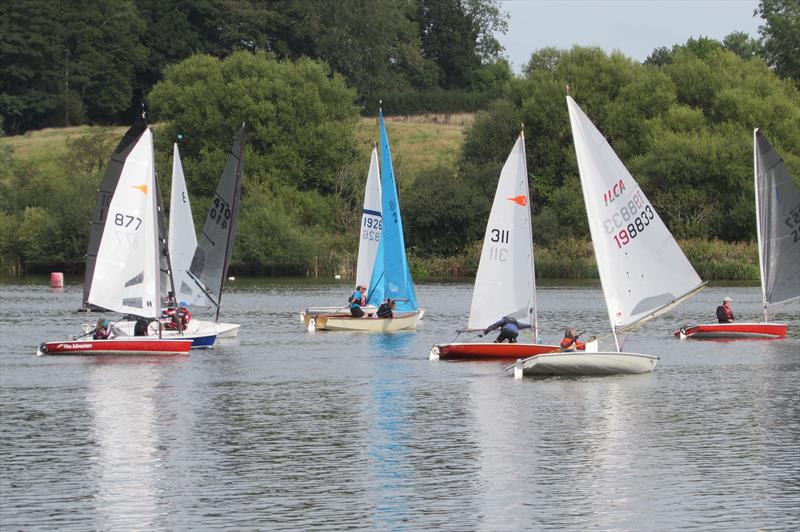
[366,112,419,312]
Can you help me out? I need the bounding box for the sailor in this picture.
[349,285,367,318]
[716,297,735,323]
[480,316,531,343]
[376,298,396,319]
[560,328,586,351]
[93,319,112,340]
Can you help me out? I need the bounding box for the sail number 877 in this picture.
[612,206,654,248]
[114,213,142,230]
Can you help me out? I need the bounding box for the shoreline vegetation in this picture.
[1,117,761,281]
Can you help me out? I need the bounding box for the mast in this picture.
[753,128,769,322]
[520,128,539,340]
[151,125,179,335]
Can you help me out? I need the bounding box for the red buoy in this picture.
[50,272,64,288]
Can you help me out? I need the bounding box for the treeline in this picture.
[0,0,509,134]
[1,1,799,277]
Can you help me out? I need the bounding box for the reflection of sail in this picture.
[88,362,159,528]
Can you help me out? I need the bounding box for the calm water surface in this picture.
[1,277,798,531]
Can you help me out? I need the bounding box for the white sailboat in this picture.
[430,132,559,360]
[512,96,705,376]
[677,129,798,339]
[300,146,382,323]
[39,119,192,356]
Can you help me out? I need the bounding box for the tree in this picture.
[757,0,800,86]
[722,31,763,60]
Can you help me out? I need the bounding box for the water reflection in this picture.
[87,359,163,529]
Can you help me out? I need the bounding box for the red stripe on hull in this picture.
[436,342,560,361]
[39,339,192,356]
[674,322,788,339]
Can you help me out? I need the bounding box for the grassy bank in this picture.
[408,239,759,282]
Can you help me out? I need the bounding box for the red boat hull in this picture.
[674,322,788,339]
[38,338,192,356]
[432,342,561,361]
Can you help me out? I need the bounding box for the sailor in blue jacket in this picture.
[480,316,531,343]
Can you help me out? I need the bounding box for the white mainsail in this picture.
[468,133,537,333]
[754,129,800,316]
[167,143,208,307]
[567,96,704,334]
[355,146,382,289]
[87,127,161,318]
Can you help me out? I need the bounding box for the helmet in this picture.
[179,301,188,308]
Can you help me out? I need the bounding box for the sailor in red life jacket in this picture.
[560,328,586,351]
[716,296,735,323]
[165,301,191,331]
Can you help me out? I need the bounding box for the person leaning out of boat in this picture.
[480,316,530,343]
[376,298,396,319]
[93,319,113,340]
[349,285,367,318]
[560,328,586,351]
[716,297,735,323]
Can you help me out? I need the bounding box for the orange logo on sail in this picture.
[507,195,527,206]
[132,184,148,195]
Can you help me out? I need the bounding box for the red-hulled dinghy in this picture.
[676,130,799,341]
[675,323,787,339]
[431,133,558,362]
[38,338,192,356]
[431,342,559,361]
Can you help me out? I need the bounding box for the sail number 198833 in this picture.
[603,190,655,249]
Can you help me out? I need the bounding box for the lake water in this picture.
[1,277,798,530]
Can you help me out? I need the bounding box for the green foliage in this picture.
[757,0,800,86]
[464,44,800,247]
[150,51,360,195]
[403,166,488,256]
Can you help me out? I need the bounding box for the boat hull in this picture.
[300,306,377,323]
[513,352,659,377]
[430,342,560,361]
[37,338,192,356]
[108,321,217,348]
[193,320,240,339]
[675,322,787,339]
[309,311,422,331]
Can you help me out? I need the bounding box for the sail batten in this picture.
[567,96,704,336]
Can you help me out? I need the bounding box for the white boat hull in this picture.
[300,306,378,323]
[309,311,423,332]
[513,351,659,377]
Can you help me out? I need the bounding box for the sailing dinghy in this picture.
[308,110,423,332]
[676,129,798,339]
[430,132,559,360]
[39,119,192,356]
[301,145,381,325]
[511,96,705,376]
[114,127,245,340]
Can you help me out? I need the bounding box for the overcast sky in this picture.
[496,0,763,71]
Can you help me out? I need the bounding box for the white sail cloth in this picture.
[87,128,161,317]
[355,147,382,290]
[468,133,537,331]
[567,96,704,331]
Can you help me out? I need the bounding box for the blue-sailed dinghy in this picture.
[308,110,424,332]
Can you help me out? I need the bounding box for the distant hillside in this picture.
[2,114,472,183]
